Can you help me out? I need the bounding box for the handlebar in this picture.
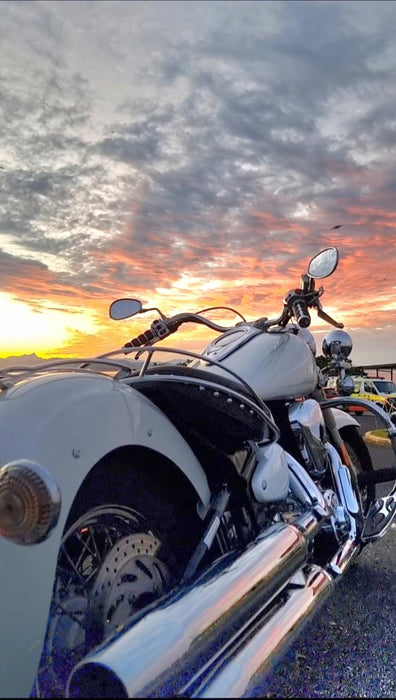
[121,281,344,349]
[124,328,156,348]
[291,298,311,328]
[281,288,342,330]
[123,312,234,349]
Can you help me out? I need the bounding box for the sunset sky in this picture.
[1,0,396,366]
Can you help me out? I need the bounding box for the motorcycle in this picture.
[0,247,395,699]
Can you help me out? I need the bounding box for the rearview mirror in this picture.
[109,298,143,320]
[308,247,339,279]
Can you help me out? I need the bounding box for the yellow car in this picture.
[350,377,396,413]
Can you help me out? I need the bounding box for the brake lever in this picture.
[317,308,344,329]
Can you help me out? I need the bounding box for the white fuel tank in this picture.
[199,327,318,401]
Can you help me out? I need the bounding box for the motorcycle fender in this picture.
[329,406,360,431]
[0,373,211,697]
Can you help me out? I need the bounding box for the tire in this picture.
[339,425,376,515]
[36,461,200,698]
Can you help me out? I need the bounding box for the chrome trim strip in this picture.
[0,357,143,385]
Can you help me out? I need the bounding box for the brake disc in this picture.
[91,532,171,633]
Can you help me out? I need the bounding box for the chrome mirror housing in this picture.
[322,329,353,359]
[308,247,339,279]
[109,298,143,320]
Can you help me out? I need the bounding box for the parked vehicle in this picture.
[350,377,396,412]
[0,247,395,699]
[365,377,396,397]
[325,375,396,415]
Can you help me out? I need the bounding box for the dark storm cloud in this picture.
[140,1,396,194]
[2,0,396,331]
[94,107,176,166]
[0,165,98,255]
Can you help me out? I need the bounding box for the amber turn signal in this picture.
[0,460,60,544]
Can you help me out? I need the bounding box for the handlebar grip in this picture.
[292,298,311,328]
[124,328,155,348]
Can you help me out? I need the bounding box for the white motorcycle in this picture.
[0,247,395,699]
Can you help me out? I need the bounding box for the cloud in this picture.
[1,1,396,362]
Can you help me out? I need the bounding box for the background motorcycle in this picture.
[0,248,395,698]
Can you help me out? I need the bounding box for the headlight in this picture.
[322,330,353,359]
[0,460,61,544]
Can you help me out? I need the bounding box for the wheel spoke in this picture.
[75,530,99,559]
[39,504,173,698]
[73,531,102,579]
[104,527,118,550]
[88,528,103,561]
[60,545,90,589]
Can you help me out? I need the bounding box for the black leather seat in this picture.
[143,364,257,398]
[129,364,275,451]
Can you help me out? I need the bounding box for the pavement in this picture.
[251,524,396,698]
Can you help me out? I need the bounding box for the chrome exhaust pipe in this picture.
[67,516,319,698]
[328,536,359,576]
[197,565,333,698]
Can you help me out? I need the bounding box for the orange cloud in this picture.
[3,197,396,362]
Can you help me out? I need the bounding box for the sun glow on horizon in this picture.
[0,293,99,358]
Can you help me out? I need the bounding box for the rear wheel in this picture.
[36,463,200,697]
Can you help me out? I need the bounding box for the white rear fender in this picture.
[0,372,211,697]
[0,373,211,513]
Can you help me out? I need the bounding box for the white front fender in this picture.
[0,372,211,697]
[329,406,360,431]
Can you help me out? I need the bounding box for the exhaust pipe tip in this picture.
[67,663,128,699]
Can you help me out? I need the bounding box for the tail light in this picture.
[0,460,60,544]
